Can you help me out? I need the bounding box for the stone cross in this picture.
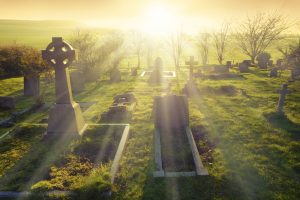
[277,83,291,115]
[185,56,198,80]
[42,37,75,104]
[42,37,86,136]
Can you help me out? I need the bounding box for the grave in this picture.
[153,95,208,177]
[277,83,291,115]
[182,56,199,97]
[269,68,278,77]
[100,92,137,122]
[110,67,121,82]
[213,65,230,73]
[42,37,87,136]
[70,70,85,93]
[239,62,249,73]
[0,96,15,109]
[24,75,40,96]
[291,68,300,80]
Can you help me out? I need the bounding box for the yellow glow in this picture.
[139,4,179,36]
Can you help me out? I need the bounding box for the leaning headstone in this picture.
[0,96,15,109]
[269,68,278,77]
[24,75,40,96]
[153,95,189,130]
[277,83,291,115]
[70,70,85,93]
[110,67,121,82]
[42,37,86,136]
[239,63,249,73]
[185,56,198,80]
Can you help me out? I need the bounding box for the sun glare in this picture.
[140,4,179,36]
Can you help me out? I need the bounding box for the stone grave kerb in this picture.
[42,37,75,104]
[185,56,198,80]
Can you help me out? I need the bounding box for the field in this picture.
[0,20,300,200]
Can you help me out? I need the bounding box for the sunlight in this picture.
[139,4,179,36]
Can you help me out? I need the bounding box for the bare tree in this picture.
[213,23,230,64]
[167,29,184,70]
[196,32,210,65]
[131,30,144,69]
[236,12,290,63]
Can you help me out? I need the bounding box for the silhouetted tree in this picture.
[213,22,230,64]
[196,32,210,65]
[167,29,184,70]
[130,30,144,69]
[236,12,290,63]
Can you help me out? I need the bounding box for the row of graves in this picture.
[0,37,210,198]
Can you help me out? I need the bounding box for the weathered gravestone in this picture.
[70,70,85,93]
[242,60,252,67]
[185,56,198,80]
[24,75,40,96]
[269,68,278,77]
[277,83,291,115]
[149,57,163,83]
[42,37,86,136]
[291,68,300,80]
[110,67,121,82]
[239,62,249,73]
[0,96,15,109]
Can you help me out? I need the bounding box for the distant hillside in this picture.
[0,19,95,48]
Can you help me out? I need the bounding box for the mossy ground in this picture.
[0,64,299,200]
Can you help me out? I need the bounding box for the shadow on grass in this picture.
[264,112,300,139]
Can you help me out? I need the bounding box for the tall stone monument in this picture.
[42,37,86,136]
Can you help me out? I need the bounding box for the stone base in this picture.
[46,102,87,136]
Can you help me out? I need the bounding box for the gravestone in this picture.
[110,67,121,82]
[258,61,268,69]
[153,95,189,130]
[269,68,278,77]
[277,83,291,115]
[242,60,252,67]
[24,75,40,96]
[214,65,230,73]
[70,70,85,93]
[291,68,300,80]
[0,96,15,109]
[276,59,283,67]
[239,62,249,73]
[131,67,138,76]
[149,57,163,83]
[226,61,232,68]
[185,56,198,80]
[42,37,86,136]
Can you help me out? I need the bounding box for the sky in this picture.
[0,0,299,30]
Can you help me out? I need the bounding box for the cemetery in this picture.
[0,2,300,200]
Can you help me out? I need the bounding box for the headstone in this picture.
[42,37,86,136]
[277,83,291,115]
[110,67,121,82]
[153,95,189,130]
[0,96,15,109]
[131,67,138,76]
[70,70,85,93]
[291,68,300,80]
[24,75,40,96]
[226,61,232,68]
[239,63,249,73]
[242,60,252,67]
[149,57,163,83]
[185,56,198,80]
[258,61,268,69]
[276,59,283,67]
[269,68,278,77]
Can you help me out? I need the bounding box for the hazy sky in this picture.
[0,0,299,28]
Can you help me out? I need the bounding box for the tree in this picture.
[236,12,290,63]
[167,29,184,70]
[213,23,230,64]
[196,32,210,65]
[130,30,144,69]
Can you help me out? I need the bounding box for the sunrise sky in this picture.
[0,0,299,31]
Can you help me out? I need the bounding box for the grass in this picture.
[0,51,299,199]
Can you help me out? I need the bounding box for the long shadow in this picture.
[264,112,300,139]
